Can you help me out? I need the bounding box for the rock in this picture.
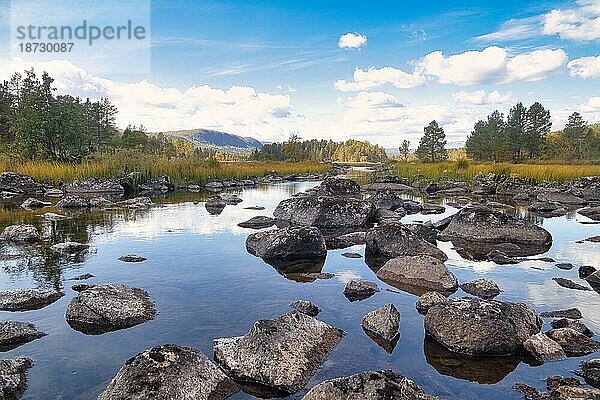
[0,225,40,242]
[315,177,361,198]
[546,375,581,391]
[0,321,46,350]
[328,231,365,249]
[300,272,334,280]
[375,209,405,223]
[367,190,405,211]
[580,265,597,279]
[514,378,600,400]
[64,179,124,195]
[343,280,380,302]
[556,263,575,270]
[439,206,553,259]
[44,188,64,197]
[586,235,600,243]
[460,278,501,299]
[290,300,320,317]
[0,289,64,311]
[341,252,362,259]
[362,182,413,192]
[0,172,42,194]
[138,176,175,193]
[486,250,520,264]
[576,358,600,389]
[50,241,89,254]
[528,201,568,217]
[274,196,374,229]
[302,370,438,400]
[99,344,238,400]
[585,270,600,286]
[546,328,600,357]
[365,222,448,267]
[118,254,147,263]
[421,203,445,215]
[523,333,566,363]
[205,196,227,215]
[213,312,344,395]
[416,292,447,315]
[405,223,438,245]
[72,283,96,292]
[117,197,153,208]
[68,273,95,281]
[65,284,156,334]
[376,255,458,294]
[538,190,587,206]
[0,357,33,400]
[237,216,276,229]
[362,304,400,342]
[540,308,583,319]
[425,297,542,356]
[552,277,591,291]
[56,195,91,209]
[551,319,594,337]
[187,184,201,191]
[41,212,67,221]
[219,193,243,205]
[246,227,326,267]
[402,200,422,214]
[244,206,265,210]
[204,181,223,190]
[20,197,51,210]
[579,206,600,221]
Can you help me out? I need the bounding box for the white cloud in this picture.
[339,91,403,109]
[475,16,542,42]
[506,48,568,81]
[452,89,513,105]
[543,1,600,41]
[334,66,425,91]
[568,54,600,78]
[580,96,600,122]
[338,32,367,49]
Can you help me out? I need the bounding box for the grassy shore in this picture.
[0,155,331,186]
[390,161,600,184]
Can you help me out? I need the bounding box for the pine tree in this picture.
[524,102,551,159]
[506,102,527,161]
[399,139,410,161]
[415,120,448,163]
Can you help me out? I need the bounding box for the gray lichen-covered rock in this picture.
[56,195,91,209]
[99,344,238,400]
[523,333,566,363]
[213,312,344,394]
[205,196,227,215]
[65,284,156,334]
[273,196,374,228]
[365,222,448,265]
[302,370,438,400]
[246,227,326,263]
[0,172,42,194]
[576,358,600,389]
[314,177,361,198]
[0,321,46,350]
[377,255,458,294]
[0,357,33,400]
[218,193,243,205]
[540,308,583,319]
[343,280,380,302]
[551,319,594,337]
[117,197,154,209]
[439,206,553,259]
[63,179,124,195]
[460,278,501,299]
[362,304,400,342]
[546,328,600,357]
[50,241,89,254]
[416,292,447,315]
[289,300,320,317]
[425,297,542,356]
[237,216,276,229]
[0,225,40,243]
[0,289,64,311]
[579,206,600,221]
[367,190,405,211]
[20,198,51,210]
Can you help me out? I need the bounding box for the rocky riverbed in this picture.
[0,169,598,399]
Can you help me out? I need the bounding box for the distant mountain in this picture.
[161,128,263,153]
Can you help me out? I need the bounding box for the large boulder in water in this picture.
[100,344,239,400]
[576,358,600,389]
[376,255,458,295]
[274,196,374,228]
[0,172,43,195]
[0,357,33,400]
[367,190,405,211]
[314,177,361,198]
[0,289,64,311]
[302,370,438,400]
[0,321,46,351]
[365,222,447,270]
[439,206,552,259]
[214,312,344,395]
[65,284,156,334]
[425,297,541,356]
[0,225,40,243]
[63,178,124,195]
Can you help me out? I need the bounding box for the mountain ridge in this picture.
[160,128,263,152]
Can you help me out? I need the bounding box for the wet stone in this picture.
[118,254,147,263]
[289,300,320,317]
[0,289,64,311]
[540,308,583,319]
[343,280,380,302]
[0,321,46,351]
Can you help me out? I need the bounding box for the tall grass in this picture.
[0,153,331,186]
[391,161,600,184]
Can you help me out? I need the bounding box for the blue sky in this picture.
[1,0,599,147]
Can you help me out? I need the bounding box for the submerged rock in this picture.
[0,225,40,243]
[20,197,51,210]
[416,292,447,315]
[376,255,458,294]
[362,304,400,343]
[100,344,238,400]
[56,195,91,209]
[219,193,243,205]
[68,273,95,281]
[118,254,147,263]
[205,196,227,215]
[0,357,33,400]
[50,241,89,254]
[341,252,362,259]
[237,216,276,229]
[551,319,594,337]
[302,370,438,400]
[576,358,600,389]
[552,277,591,291]
[0,321,46,351]
[523,333,566,363]
[117,197,154,208]
[540,308,583,319]
[546,328,600,357]
[289,300,320,317]
[0,289,64,311]
[246,227,326,267]
[556,262,575,270]
[274,196,374,229]
[65,284,156,334]
[343,280,380,302]
[213,312,344,394]
[41,212,67,221]
[460,278,501,299]
[425,297,541,356]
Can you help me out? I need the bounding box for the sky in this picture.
[0,0,599,148]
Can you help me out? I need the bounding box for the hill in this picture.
[161,128,263,153]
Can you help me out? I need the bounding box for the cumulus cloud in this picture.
[338,32,367,49]
[543,1,600,41]
[335,46,567,91]
[568,54,600,78]
[452,89,513,105]
[475,16,542,42]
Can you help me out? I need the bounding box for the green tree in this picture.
[415,120,448,163]
[563,112,587,157]
[506,102,527,161]
[399,139,410,161]
[524,102,551,159]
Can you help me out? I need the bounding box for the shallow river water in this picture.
[0,180,599,399]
